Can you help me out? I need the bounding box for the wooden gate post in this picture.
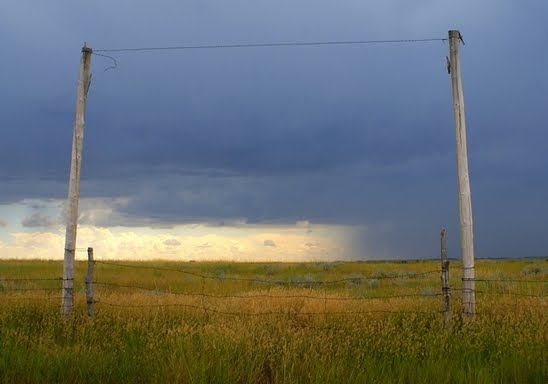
[86,247,95,318]
[440,229,451,322]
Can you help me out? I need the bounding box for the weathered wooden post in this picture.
[86,247,95,318]
[440,229,451,321]
[62,45,92,316]
[447,30,475,316]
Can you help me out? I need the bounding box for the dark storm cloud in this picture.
[21,212,57,228]
[1,0,453,183]
[1,0,547,258]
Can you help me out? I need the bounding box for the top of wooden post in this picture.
[82,45,93,54]
[448,30,464,45]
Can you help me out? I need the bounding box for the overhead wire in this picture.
[93,38,447,53]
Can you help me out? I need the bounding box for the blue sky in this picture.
[0,1,547,260]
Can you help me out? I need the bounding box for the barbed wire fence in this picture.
[91,259,444,318]
[0,276,63,302]
[1,247,546,319]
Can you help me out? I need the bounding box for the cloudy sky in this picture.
[0,1,546,261]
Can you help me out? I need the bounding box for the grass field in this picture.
[0,259,546,383]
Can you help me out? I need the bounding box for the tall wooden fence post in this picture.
[440,229,451,322]
[86,247,95,318]
[447,30,475,317]
[62,45,93,316]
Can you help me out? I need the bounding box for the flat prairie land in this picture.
[0,259,546,383]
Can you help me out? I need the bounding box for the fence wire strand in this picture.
[464,278,547,284]
[454,288,547,298]
[93,281,441,301]
[1,287,60,292]
[0,277,62,282]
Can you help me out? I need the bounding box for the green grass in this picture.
[0,259,546,383]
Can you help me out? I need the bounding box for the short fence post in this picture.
[86,247,95,318]
[440,229,451,322]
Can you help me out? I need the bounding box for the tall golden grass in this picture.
[0,259,546,383]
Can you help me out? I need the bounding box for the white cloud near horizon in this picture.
[0,223,360,262]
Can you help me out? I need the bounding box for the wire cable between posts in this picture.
[92,281,442,301]
[93,38,447,53]
[465,278,547,284]
[454,288,546,298]
[0,277,62,282]
[88,260,447,316]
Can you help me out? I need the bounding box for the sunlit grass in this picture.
[0,259,546,383]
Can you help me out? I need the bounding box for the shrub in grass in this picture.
[520,264,547,277]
